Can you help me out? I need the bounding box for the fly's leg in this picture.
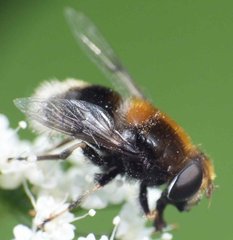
[94,167,119,186]
[139,182,150,216]
[67,166,120,212]
[8,142,86,161]
[38,183,101,230]
[39,167,120,229]
[139,183,171,231]
[32,143,120,229]
[153,191,169,231]
[8,139,121,230]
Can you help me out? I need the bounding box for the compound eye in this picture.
[167,161,203,202]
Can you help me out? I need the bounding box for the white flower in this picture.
[33,196,76,240]
[0,115,63,191]
[78,233,97,240]
[0,114,34,189]
[160,232,173,240]
[13,194,76,240]
[116,201,153,240]
[13,224,49,240]
[78,233,109,240]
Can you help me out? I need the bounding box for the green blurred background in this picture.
[0,0,232,239]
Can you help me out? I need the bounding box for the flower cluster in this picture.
[0,114,173,240]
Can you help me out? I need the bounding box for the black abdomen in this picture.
[62,85,121,117]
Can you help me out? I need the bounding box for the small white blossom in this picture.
[13,224,49,240]
[88,209,96,217]
[18,120,27,129]
[99,236,109,240]
[33,196,75,239]
[0,115,34,189]
[13,194,76,240]
[0,116,63,191]
[116,201,154,240]
[77,232,109,240]
[78,233,96,240]
[78,233,99,240]
[160,232,173,240]
[112,216,120,226]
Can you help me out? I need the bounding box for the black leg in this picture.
[139,184,171,231]
[8,142,87,161]
[67,167,119,214]
[38,184,101,230]
[154,191,169,231]
[94,167,119,186]
[82,144,105,166]
[139,182,150,216]
[46,167,119,226]
[83,146,121,185]
[38,154,119,229]
[67,167,119,215]
[37,142,87,160]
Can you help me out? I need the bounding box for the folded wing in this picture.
[14,97,137,155]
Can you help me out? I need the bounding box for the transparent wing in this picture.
[14,98,137,154]
[64,7,145,99]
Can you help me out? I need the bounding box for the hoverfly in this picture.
[13,8,215,231]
